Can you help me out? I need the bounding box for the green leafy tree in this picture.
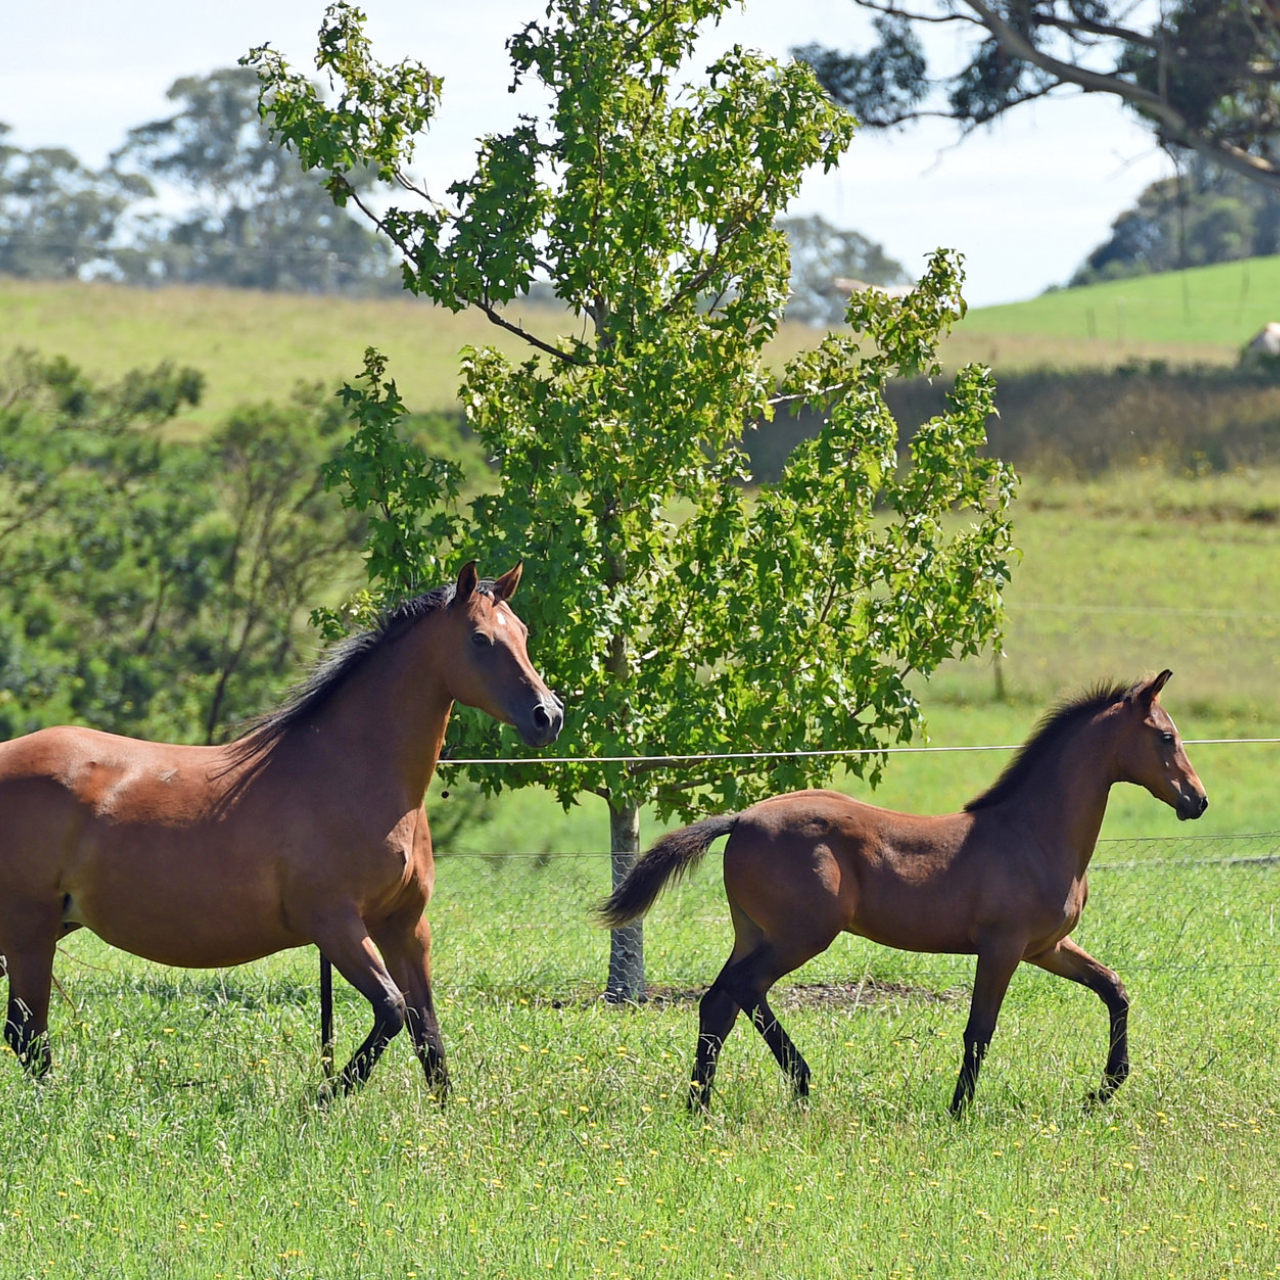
[797,0,1280,192]
[247,0,1015,1000]
[0,355,367,742]
[111,67,397,293]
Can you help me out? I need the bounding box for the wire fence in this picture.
[430,738,1280,992]
[439,736,1280,769]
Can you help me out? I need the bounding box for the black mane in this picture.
[228,579,492,759]
[964,680,1136,812]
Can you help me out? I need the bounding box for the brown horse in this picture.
[602,671,1207,1113]
[0,561,562,1096]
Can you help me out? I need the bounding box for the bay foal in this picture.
[602,672,1207,1112]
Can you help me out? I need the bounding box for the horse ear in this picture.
[492,562,523,602]
[1141,669,1172,705]
[454,560,479,605]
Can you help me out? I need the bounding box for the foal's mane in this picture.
[963,680,1136,812]
[229,579,494,760]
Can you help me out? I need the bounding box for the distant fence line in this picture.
[440,736,1280,768]
[1017,602,1280,621]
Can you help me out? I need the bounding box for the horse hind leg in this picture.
[689,900,767,1111]
[691,941,815,1111]
[1,903,60,1077]
[726,946,815,1101]
[689,964,742,1112]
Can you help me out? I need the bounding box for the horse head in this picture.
[1115,670,1208,821]
[443,561,564,748]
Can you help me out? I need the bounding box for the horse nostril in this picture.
[533,704,551,730]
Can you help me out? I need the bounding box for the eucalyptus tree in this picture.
[0,125,147,279]
[247,0,1015,1000]
[797,0,1280,192]
[111,67,396,293]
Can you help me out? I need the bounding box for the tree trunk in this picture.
[605,798,645,1003]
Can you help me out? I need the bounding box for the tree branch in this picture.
[958,0,1280,189]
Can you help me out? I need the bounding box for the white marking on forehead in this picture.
[494,606,509,627]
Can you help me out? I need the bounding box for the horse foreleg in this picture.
[375,914,449,1103]
[0,907,58,1078]
[309,912,406,1101]
[951,942,1022,1115]
[1027,936,1130,1104]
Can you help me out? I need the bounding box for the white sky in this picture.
[0,1,1173,307]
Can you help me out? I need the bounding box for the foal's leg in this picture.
[951,940,1023,1115]
[374,913,449,1102]
[1027,936,1130,1104]
[310,908,408,1100]
[730,952,813,1101]
[0,903,59,1077]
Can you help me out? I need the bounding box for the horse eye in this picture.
[471,631,492,648]
[1161,731,1175,744]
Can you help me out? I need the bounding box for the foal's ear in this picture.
[492,562,523,603]
[1139,669,1173,705]
[454,560,479,605]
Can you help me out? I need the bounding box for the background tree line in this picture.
[0,66,907,319]
[1070,158,1280,287]
[0,68,398,295]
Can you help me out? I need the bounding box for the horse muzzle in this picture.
[518,693,564,748]
[1176,789,1209,821]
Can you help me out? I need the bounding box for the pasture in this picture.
[2,275,1279,1277]
[1,259,1271,436]
[950,254,1280,366]
[2,458,1279,1278]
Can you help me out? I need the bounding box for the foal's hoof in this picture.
[686,1083,711,1115]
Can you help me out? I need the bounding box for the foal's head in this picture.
[440,561,564,748]
[1112,670,1208,821]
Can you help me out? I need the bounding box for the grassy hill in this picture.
[948,254,1280,370]
[0,278,821,428]
[6,260,1276,430]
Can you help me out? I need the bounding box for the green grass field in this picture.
[2,276,1280,1277]
[2,462,1279,1278]
[957,255,1280,361]
[3,259,1273,435]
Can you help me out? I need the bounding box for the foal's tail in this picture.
[597,813,739,929]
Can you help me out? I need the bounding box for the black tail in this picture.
[597,813,739,929]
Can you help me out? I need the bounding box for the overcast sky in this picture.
[1,1,1173,308]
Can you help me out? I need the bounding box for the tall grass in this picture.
[2,843,1277,1280]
